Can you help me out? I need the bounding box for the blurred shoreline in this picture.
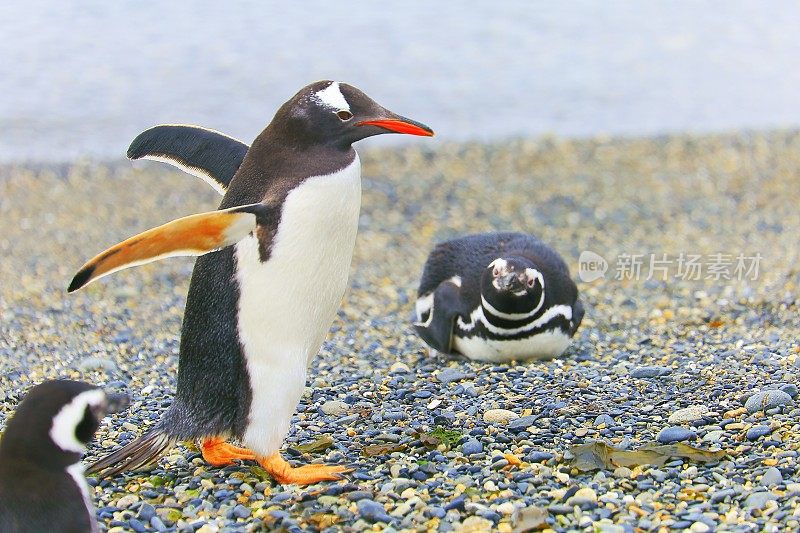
[2,126,798,169]
[2,2,800,161]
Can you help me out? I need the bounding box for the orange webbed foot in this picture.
[258,453,351,485]
[200,437,256,467]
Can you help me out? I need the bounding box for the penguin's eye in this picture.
[527,277,536,288]
[492,268,500,277]
[336,110,353,121]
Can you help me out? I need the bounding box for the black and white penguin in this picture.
[413,232,583,362]
[0,380,128,533]
[68,81,433,485]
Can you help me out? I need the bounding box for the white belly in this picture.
[454,329,572,363]
[235,154,361,456]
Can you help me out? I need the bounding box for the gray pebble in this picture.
[746,425,772,441]
[744,390,793,413]
[656,426,696,443]
[320,400,350,416]
[357,499,392,523]
[436,368,472,384]
[630,366,671,378]
[462,439,483,455]
[760,467,782,486]
[744,491,777,509]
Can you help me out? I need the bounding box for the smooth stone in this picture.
[390,362,411,373]
[526,451,554,463]
[594,414,615,427]
[702,430,724,443]
[566,487,598,508]
[457,517,494,531]
[745,390,793,413]
[483,409,519,424]
[630,366,671,378]
[320,400,350,416]
[744,491,777,509]
[512,505,548,530]
[508,415,538,430]
[746,425,772,441]
[462,439,483,455]
[77,356,117,372]
[116,494,139,509]
[357,499,392,523]
[137,503,156,522]
[710,488,736,503]
[668,405,708,424]
[657,426,696,443]
[760,467,783,486]
[437,368,472,384]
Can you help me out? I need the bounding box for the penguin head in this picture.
[481,257,545,313]
[271,81,434,148]
[0,380,128,468]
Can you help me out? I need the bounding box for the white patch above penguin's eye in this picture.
[336,110,353,121]
[312,81,350,112]
[525,268,545,291]
[50,389,106,453]
[488,258,507,274]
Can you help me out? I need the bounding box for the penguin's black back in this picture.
[418,232,574,308]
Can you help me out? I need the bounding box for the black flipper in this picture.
[86,429,176,477]
[413,281,462,354]
[570,299,585,336]
[128,124,250,194]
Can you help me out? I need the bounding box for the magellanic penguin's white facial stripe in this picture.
[488,258,507,270]
[457,304,573,336]
[50,389,106,453]
[313,82,350,111]
[66,462,98,533]
[414,293,435,326]
[141,155,227,195]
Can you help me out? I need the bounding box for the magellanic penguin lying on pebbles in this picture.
[68,81,433,485]
[0,380,128,533]
[413,232,583,362]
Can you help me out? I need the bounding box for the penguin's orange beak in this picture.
[356,115,434,137]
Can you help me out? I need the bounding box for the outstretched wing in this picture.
[68,203,275,292]
[127,124,250,194]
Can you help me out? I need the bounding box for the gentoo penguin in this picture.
[413,232,583,362]
[0,380,128,533]
[68,81,433,485]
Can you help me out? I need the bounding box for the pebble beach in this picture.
[1,130,799,531]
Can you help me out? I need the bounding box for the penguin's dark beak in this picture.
[104,393,130,415]
[356,112,434,137]
[496,273,524,292]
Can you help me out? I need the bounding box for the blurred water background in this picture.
[1,1,799,162]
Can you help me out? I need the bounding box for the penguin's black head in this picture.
[0,380,129,468]
[481,256,545,314]
[270,80,434,148]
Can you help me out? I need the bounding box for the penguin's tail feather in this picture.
[86,429,177,477]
